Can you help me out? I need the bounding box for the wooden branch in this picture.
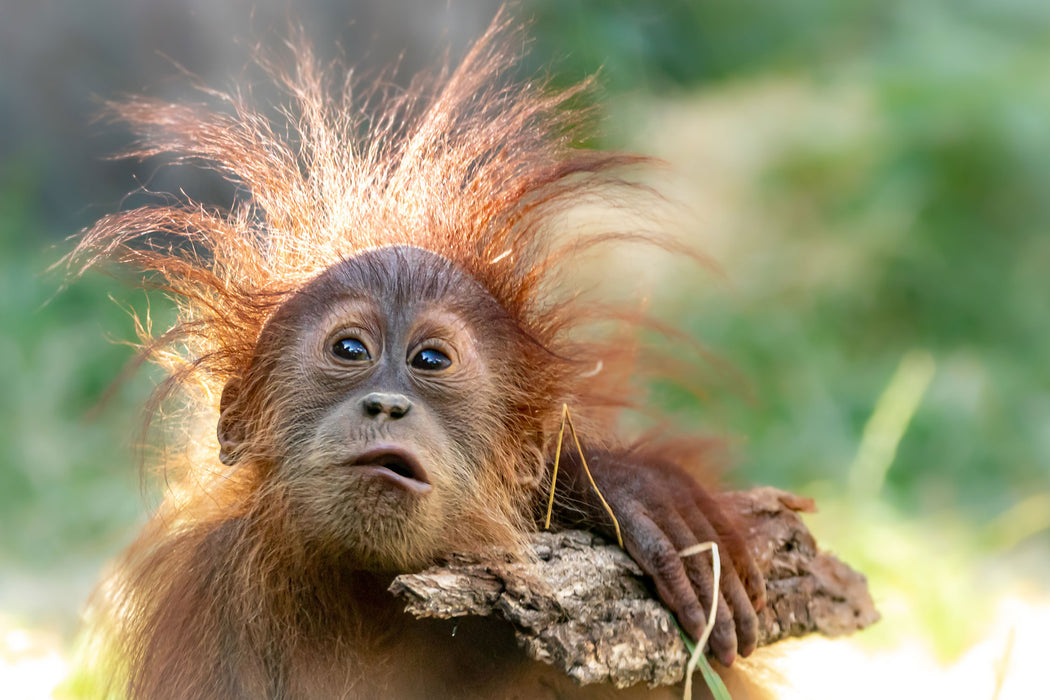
[390,487,879,689]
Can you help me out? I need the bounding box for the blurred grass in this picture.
[534,0,1050,517]
[0,159,160,636]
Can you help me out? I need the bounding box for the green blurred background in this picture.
[1,0,1047,695]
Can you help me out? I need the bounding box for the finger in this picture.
[676,475,767,612]
[615,503,709,640]
[704,504,766,613]
[677,501,759,658]
[639,502,740,666]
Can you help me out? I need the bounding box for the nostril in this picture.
[363,396,384,417]
[389,396,412,419]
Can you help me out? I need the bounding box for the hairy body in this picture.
[75,19,766,700]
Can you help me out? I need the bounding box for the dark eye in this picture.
[332,337,371,362]
[410,347,452,371]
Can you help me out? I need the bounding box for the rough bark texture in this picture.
[390,487,879,689]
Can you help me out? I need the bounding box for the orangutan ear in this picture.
[217,377,246,466]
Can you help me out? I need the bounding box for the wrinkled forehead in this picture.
[272,245,507,333]
[314,245,474,306]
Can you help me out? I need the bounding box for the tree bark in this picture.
[389,487,879,689]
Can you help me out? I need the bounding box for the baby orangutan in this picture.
[72,19,765,700]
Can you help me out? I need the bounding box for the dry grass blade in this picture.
[544,404,623,548]
[678,541,728,700]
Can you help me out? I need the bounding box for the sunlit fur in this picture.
[66,16,728,700]
[68,16,658,492]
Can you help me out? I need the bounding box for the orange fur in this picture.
[69,15,759,700]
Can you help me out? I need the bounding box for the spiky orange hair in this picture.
[67,18,698,489]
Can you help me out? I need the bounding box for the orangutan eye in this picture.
[410,348,452,371]
[332,337,371,362]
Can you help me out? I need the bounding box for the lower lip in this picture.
[353,465,432,494]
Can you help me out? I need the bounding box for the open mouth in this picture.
[346,446,431,493]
